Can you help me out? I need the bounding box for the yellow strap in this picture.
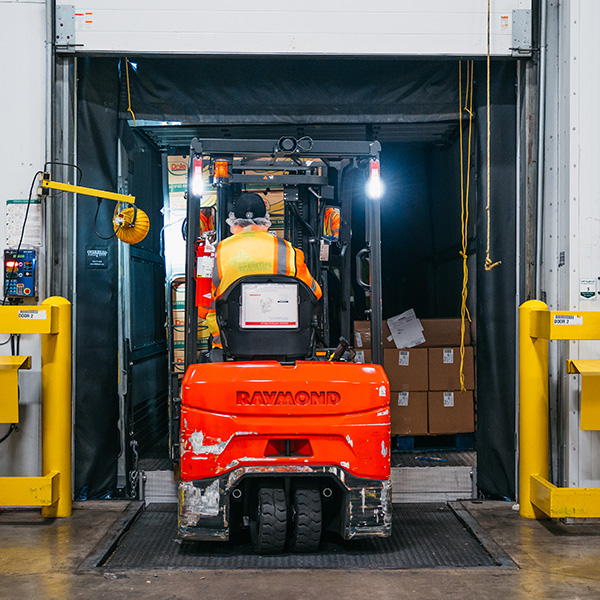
[125,57,136,127]
[459,60,474,392]
[485,0,501,271]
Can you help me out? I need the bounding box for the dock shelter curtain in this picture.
[76,56,517,500]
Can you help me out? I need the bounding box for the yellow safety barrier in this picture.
[520,300,600,519]
[0,297,72,517]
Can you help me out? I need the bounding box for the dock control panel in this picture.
[4,249,36,298]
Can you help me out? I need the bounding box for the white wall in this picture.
[543,0,600,488]
[56,0,531,56]
[0,0,47,477]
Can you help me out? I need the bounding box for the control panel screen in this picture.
[4,249,36,298]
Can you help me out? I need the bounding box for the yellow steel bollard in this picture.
[519,300,550,518]
[40,297,72,518]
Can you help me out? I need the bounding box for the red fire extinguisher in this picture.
[195,235,216,308]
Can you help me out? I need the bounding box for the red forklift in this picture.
[175,137,390,553]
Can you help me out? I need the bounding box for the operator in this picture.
[199,192,322,348]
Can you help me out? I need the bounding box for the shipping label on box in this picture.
[398,351,409,366]
[397,391,409,406]
[356,350,372,363]
[443,391,455,407]
[443,348,454,364]
[387,308,425,349]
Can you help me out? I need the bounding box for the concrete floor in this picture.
[1,500,600,599]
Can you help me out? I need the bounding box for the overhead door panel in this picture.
[56,0,532,57]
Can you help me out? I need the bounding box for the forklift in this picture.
[174,137,390,553]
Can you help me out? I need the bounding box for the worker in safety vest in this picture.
[199,193,322,347]
[200,207,215,235]
[323,206,340,240]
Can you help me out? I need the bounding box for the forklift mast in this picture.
[183,137,383,367]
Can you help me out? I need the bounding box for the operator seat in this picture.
[215,274,317,362]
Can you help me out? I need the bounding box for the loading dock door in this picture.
[74,56,518,500]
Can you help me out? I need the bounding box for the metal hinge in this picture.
[511,9,533,57]
[55,5,80,51]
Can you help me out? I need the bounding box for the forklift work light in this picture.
[192,156,204,197]
[367,158,383,199]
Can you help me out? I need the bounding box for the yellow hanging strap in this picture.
[125,57,136,127]
[459,60,474,392]
[485,0,501,271]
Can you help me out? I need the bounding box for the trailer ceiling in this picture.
[133,122,460,153]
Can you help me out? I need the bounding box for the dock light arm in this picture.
[37,172,149,245]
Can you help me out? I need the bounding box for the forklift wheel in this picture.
[250,486,287,554]
[289,487,322,553]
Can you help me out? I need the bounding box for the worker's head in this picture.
[227,193,271,233]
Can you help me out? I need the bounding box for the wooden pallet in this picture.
[393,433,474,452]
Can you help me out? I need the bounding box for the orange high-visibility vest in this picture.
[212,230,321,300]
[324,207,340,238]
[199,230,321,344]
[200,210,215,234]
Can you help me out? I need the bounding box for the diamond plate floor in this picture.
[99,503,510,570]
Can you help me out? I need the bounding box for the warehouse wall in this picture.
[543,0,600,489]
[0,1,47,476]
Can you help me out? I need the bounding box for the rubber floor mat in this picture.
[99,503,506,570]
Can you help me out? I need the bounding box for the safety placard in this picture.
[580,278,597,300]
[240,283,298,328]
[18,310,46,320]
[553,314,583,326]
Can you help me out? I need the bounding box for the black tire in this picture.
[250,486,287,554]
[289,487,322,553]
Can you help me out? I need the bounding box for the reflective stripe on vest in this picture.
[214,231,294,297]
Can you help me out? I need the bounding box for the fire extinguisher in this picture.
[195,235,216,308]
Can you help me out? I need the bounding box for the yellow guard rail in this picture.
[520,300,600,519]
[0,297,72,517]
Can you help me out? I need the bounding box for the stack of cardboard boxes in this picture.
[171,280,211,376]
[354,319,475,437]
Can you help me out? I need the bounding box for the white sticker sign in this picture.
[398,392,409,406]
[443,348,454,364]
[553,314,583,326]
[398,351,410,366]
[18,310,46,320]
[580,278,596,300]
[240,283,298,328]
[443,392,455,407]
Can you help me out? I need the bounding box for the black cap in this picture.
[234,193,266,219]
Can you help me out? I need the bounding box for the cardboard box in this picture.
[383,348,428,391]
[418,319,471,348]
[353,321,371,348]
[390,391,428,435]
[354,349,372,363]
[428,391,474,434]
[428,346,474,391]
[354,320,396,349]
